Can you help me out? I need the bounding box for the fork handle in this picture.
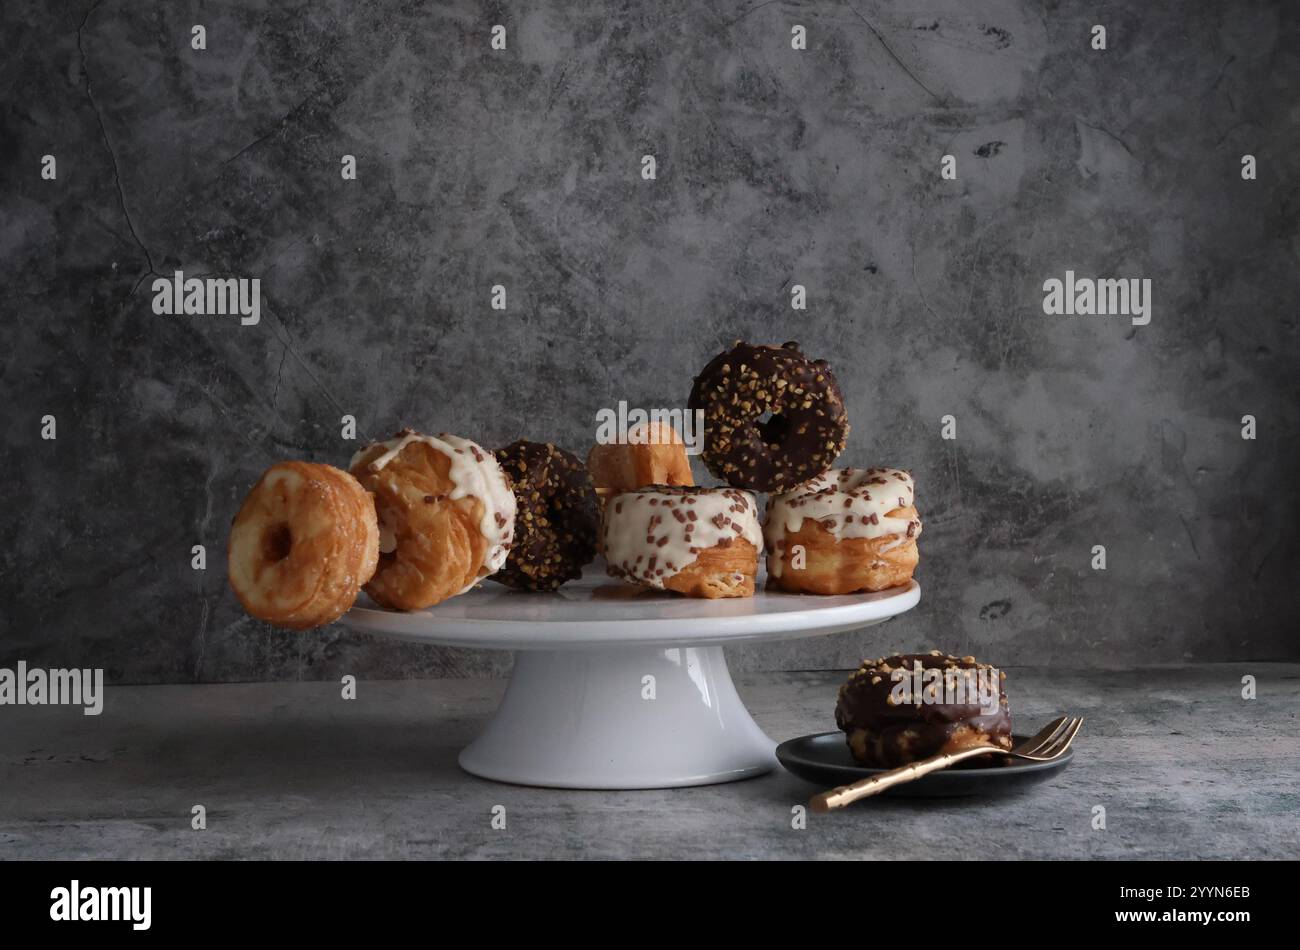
[810,745,1002,812]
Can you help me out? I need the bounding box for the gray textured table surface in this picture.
[2,665,1297,860]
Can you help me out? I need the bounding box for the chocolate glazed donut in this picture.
[492,440,599,591]
[688,341,850,493]
[835,652,1012,768]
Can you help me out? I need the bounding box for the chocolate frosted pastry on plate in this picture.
[492,440,599,591]
[835,652,1011,768]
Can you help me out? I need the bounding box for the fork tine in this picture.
[1015,716,1069,757]
[1016,716,1068,756]
[1035,717,1083,760]
[1052,717,1084,755]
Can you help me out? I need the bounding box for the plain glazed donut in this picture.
[586,421,693,494]
[763,468,921,594]
[492,440,599,591]
[227,461,379,630]
[689,340,849,493]
[350,429,516,610]
[601,486,762,598]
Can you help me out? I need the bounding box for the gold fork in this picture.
[810,715,1083,812]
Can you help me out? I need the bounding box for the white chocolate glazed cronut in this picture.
[350,431,516,584]
[602,486,762,588]
[763,468,922,578]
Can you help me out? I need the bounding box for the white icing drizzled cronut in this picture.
[602,486,762,589]
[763,468,922,578]
[350,430,516,585]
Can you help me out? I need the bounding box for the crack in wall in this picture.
[846,2,946,105]
[76,0,160,284]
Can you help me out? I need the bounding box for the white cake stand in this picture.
[343,568,919,789]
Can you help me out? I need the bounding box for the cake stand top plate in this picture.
[343,567,920,650]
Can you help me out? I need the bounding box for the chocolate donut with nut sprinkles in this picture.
[689,340,849,492]
[835,652,1011,768]
[602,486,762,598]
[492,440,599,591]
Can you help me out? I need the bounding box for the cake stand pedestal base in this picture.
[458,645,775,789]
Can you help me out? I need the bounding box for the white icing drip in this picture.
[351,431,516,585]
[763,468,921,578]
[602,487,762,589]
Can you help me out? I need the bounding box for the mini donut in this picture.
[764,468,921,594]
[228,461,380,630]
[601,486,762,599]
[688,340,849,492]
[586,421,693,494]
[835,652,1011,768]
[492,440,599,591]
[349,429,515,610]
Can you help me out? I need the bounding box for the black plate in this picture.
[776,732,1073,799]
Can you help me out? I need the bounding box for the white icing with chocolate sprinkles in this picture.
[764,468,922,578]
[602,486,762,589]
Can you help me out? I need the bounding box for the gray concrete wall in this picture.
[2,0,1297,683]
